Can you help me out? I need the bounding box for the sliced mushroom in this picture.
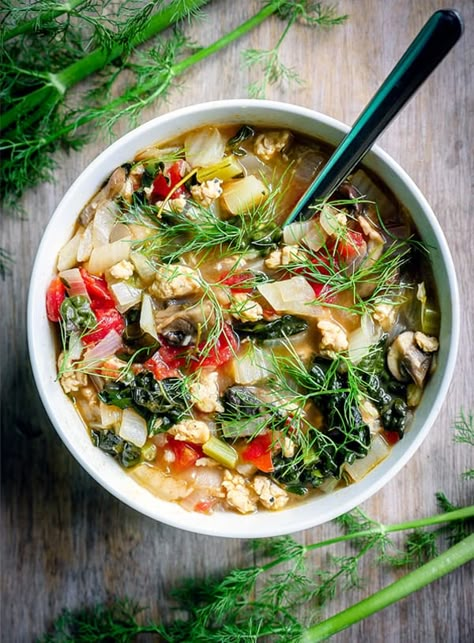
[155,300,217,346]
[387,331,433,388]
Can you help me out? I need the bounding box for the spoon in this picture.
[284,9,464,225]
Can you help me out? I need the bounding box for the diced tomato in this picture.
[157,342,189,370]
[194,498,217,514]
[82,307,125,345]
[79,268,115,309]
[241,432,274,473]
[330,231,366,262]
[192,323,238,371]
[383,430,401,446]
[221,271,254,293]
[151,160,187,200]
[293,251,337,302]
[143,350,180,380]
[167,437,202,472]
[46,277,66,322]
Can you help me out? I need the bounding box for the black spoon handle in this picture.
[285,9,464,225]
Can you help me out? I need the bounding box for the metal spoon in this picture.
[284,9,464,225]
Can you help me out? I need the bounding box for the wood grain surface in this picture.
[1,1,473,641]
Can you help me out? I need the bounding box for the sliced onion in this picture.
[110,281,142,313]
[348,314,382,364]
[232,345,271,385]
[100,401,122,428]
[87,239,131,276]
[68,331,84,361]
[110,222,131,242]
[185,127,225,167]
[57,228,82,271]
[83,329,122,362]
[59,268,89,299]
[77,222,93,263]
[140,293,158,340]
[283,220,313,245]
[92,201,119,248]
[320,204,344,236]
[257,276,315,312]
[119,408,147,447]
[342,434,390,482]
[130,251,157,284]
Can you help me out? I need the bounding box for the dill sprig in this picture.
[453,410,474,480]
[244,0,348,98]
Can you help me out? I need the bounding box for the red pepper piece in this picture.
[241,432,274,473]
[46,277,66,322]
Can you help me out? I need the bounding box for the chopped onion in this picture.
[283,220,313,245]
[68,331,84,361]
[342,434,390,482]
[232,345,271,385]
[140,293,158,340]
[185,127,225,167]
[320,204,344,236]
[348,314,382,364]
[110,222,131,242]
[83,329,122,362]
[57,228,82,271]
[221,175,268,214]
[77,222,93,263]
[100,401,122,428]
[59,268,89,299]
[130,251,157,284]
[119,408,147,447]
[257,276,315,312]
[92,201,119,247]
[87,239,131,275]
[134,145,182,162]
[131,466,189,500]
[110,281,142,313]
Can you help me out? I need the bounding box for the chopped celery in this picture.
[196,155,244,183]
[141,442,157,462]
[203,436,238,468]
[422,307,440,335]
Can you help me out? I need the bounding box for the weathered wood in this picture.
[1,1,473,640]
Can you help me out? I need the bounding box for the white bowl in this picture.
[28,100,459,538]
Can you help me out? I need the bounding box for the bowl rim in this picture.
[27,99,460,538]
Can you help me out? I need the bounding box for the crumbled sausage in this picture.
[318,319,349,355]
[58,352,88,393]
[168,419,210,444]
[190,370,224,414]
[372,304,396,332]
[109,259,135,280]
[222,470,257,514]
[264,245,303,269]
[191,178,223,207]
[252,476,289,510]
[415,331,439,353]
[149,265,202,300]
[231,293,264,323]
[254,130,292,161]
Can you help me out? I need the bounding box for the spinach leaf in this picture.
[91,429,141,468]
[234,314,308,340]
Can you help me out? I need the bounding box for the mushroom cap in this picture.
[387,331,432,388]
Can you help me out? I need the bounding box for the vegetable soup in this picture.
[47,124,440,514]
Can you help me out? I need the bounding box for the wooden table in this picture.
[1,1,473,640]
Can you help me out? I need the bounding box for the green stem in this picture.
[0,0,211,131]
[301,533,474,642]
[258,506,474,574]
[2,0,86,42]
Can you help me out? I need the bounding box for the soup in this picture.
[46,124,440,514]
